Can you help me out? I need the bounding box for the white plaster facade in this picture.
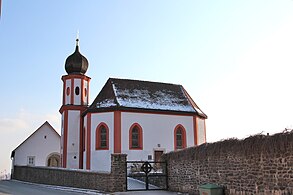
[197,118,206,145]
[83,111,206,172]
[11,122,60,169]
[65,110,81,169]
[88,112,114,172]
[120,112,195,158]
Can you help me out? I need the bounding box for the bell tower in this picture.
[60,39,91,169]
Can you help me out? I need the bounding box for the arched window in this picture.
[96,123,109,150]
[129,123,143,150]
[174,125,187,150]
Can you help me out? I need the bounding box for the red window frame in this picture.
[174,124,187,150]
[95,123,109,150]
[129,123,143,150]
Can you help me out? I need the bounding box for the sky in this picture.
[1,0,293,175]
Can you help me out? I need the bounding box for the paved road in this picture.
[0,180,183,195]
[0,180,104,195]
[114,191,184,195]
[127,177,159,191]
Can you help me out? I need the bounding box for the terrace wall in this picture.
[12,154,126,193]
[162,132,293,195]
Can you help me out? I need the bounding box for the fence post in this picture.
[110,154,127,192]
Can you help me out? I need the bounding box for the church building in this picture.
[60,39,207,172]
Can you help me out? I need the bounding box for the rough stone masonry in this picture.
[162,131,293,195]
[12,154,127,193]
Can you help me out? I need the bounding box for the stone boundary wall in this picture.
[12,154,127,192]
[162,132,293,195]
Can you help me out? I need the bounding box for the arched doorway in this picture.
[47,153,61,167]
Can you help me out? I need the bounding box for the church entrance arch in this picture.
[46,153,61,167]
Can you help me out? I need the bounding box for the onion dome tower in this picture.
[60,39,91,169]
[65,39,89,75]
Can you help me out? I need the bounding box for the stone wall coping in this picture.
[16,166,110,174]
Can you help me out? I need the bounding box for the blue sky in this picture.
[1,0,293,175]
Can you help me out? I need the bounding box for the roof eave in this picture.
[180,86,208,119]
[11,150,15,159]
[84,106,201,116]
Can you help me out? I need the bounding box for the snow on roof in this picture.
[88,78,207,117]
[112,85,195,112]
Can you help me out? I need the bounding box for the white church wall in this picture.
[90,112,114,172]
[121,112,194,161]
[83,116,87,170]
[66,110,80,169]
[65,79,71,105]
[13,123,60,167]
[82,111,204,172]
[197,117,206,145]
[91,150,112,172]
[61,113,64,160]
[74,79,81,105]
